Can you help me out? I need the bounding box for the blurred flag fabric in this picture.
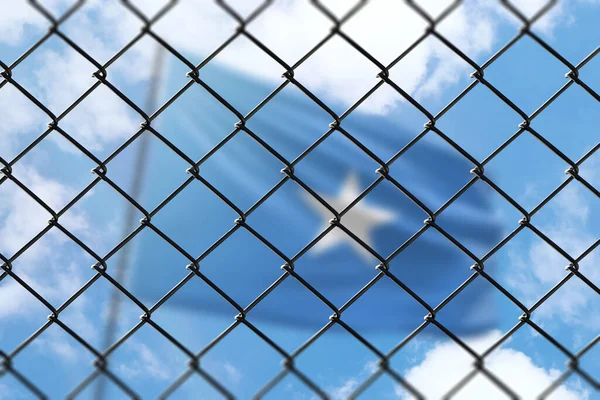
[130,60,503,335]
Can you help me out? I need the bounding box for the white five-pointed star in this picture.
[302,172,397,261]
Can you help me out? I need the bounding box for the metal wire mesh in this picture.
[1,0,599,398]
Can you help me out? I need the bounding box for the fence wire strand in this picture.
[1,0,600,399]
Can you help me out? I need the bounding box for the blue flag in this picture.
[130,61,502,335]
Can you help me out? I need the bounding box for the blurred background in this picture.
[1,1,600,399]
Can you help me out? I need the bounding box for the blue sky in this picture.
[1,1,600,399]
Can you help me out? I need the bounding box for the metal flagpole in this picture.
[94,42,167,400]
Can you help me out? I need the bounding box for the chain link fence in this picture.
[1,0,599,398]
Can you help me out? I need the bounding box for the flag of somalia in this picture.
[130,60,502,336]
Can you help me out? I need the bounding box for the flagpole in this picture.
[94,42,166,400]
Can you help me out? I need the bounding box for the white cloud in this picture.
[331,378,359,400]
[32,49,139,153]
[330,330,590,399]
[0,0,591,159]
[0,164,100,363]
[327,360,381,400]
[148,0,495,114]
[0,1,148,155]
[32,327,81,363]
[0,281,39,320]
[0,164,89,256]
[398,330,589,399]
[223,362,242,385]
[0,85,46,159]
[506,181,600,330]
[0,1,48,43]
[144,0,584,115]
[490,0,567,35]
[117,341,173,381]
[0,1,597,394]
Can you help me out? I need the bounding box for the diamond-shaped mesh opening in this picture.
[387,227,478,308]
[200,129,286,211]
[348,178,427,256]
[10,140,98,211]
[243,275,335,349]
[530,84,600,162]
[199,228,284,308]
[294,241,380,308]
[149,177,239,257]
[58,275,138,350]
[390,324,488,398]
[56,177,143,256]
[482,34,569,116]
[14,35,100,115]
[96,34,170,109]
[292,34,382,116]
[201,322,284,398]
[531,182,600,255]
[244,83,333,162]
[392,39,479,116]
[339,86,428,161]
[293,322,378,398]
[148,285,240,354]
[433,275,500,339]
[530,275,600,352]
[490,227,573,308]
[9,227,97,308]
[339,272,431,349]
[198,35,286,116]
[105,323,189,398]
[434,179,511,258]
[435,83,524,162]
[107,131,192,212]
[387,131,476,213]
[154,265,243,327]
[152,68,240,157]
[56,83,142,160]
[291,129,381,203]
[244,179,321,256]
[127,227,194,307]
[483,130,572,212]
